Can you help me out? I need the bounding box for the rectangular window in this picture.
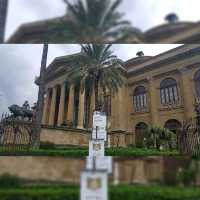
[165,88,169,103]
[173,86,178,102]
[134,96,137,110]
[144,94,147,107]
[137,96,140,109]
[169,87,174,102]
[161,89,165,104]
[140,95,144,108]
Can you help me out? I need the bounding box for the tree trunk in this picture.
[0,0,8,43]
[33,44,48,148]
[94,79,99,111]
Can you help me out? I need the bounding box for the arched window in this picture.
[164,119,181,134]
[194,70,200,97]
[133,86,147,111]
[160,78,179,105]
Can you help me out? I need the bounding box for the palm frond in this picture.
[63,0,133,42]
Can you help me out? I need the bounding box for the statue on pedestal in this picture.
[8,101,33,121]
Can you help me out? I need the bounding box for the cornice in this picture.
[127,46,200,77]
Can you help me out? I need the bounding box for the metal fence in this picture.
[0,113,34,152]
[177,117,200,157]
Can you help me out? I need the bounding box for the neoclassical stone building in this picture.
[40,44,200,147]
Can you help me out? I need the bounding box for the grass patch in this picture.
[0,185,199,200]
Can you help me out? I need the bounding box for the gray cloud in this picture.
[0,44,43,114]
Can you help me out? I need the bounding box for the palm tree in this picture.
[33,44,48,148]
[63,0,135,43]
[66,44,125,111]
[0,0,8,43]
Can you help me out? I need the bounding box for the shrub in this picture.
[40,141,56,150]
[0,174,22,188]
[176,161,200,186]
[144,126,175,151]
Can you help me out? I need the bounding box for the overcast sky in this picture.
[0,44,181,115]
[5,0,200,40]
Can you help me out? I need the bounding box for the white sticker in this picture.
[92,127,107,141]
[92,112,107,141]
[89,140,105,157]
[81,171,108,200]
[93,112,107,129]
[86,156,113,174]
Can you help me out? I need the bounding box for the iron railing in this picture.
[0,113,34,152]
[177,117,200,157]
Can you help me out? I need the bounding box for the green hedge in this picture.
[0,174,22,188]
[0,147,179,157]
[0,185,199,200]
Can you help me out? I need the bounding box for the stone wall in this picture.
[0,157,85,184]
[0,156,198,185]
[41,127,134,147]
[41,127,90,146]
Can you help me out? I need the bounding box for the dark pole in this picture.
[33,44,48,148]
[0,0,8,43]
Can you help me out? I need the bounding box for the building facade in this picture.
[40,45,200,147]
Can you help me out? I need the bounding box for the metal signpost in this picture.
[81,111,111,200]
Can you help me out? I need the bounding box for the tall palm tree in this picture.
[66,44,125,111]
[0,0,8,43]
[33,44,48,148]
[63,0,135,43]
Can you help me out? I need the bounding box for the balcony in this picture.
[134,106,148,113]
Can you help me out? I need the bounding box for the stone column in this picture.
[77,90,85,129]
[58,83,66,126]
[42,89,49,125]
[48,87,57,126]
[180,68,195,119]
[117,85,128,130]
[67,86,74,125]
[110,92,117,130]
[148,77,159,125]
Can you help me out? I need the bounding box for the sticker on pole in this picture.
[92,127,107,141]
[92,111,107,141]
[93,112,107,129]
[80,171,108,200]
[86,156,113,174]
[89,140,105,157]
